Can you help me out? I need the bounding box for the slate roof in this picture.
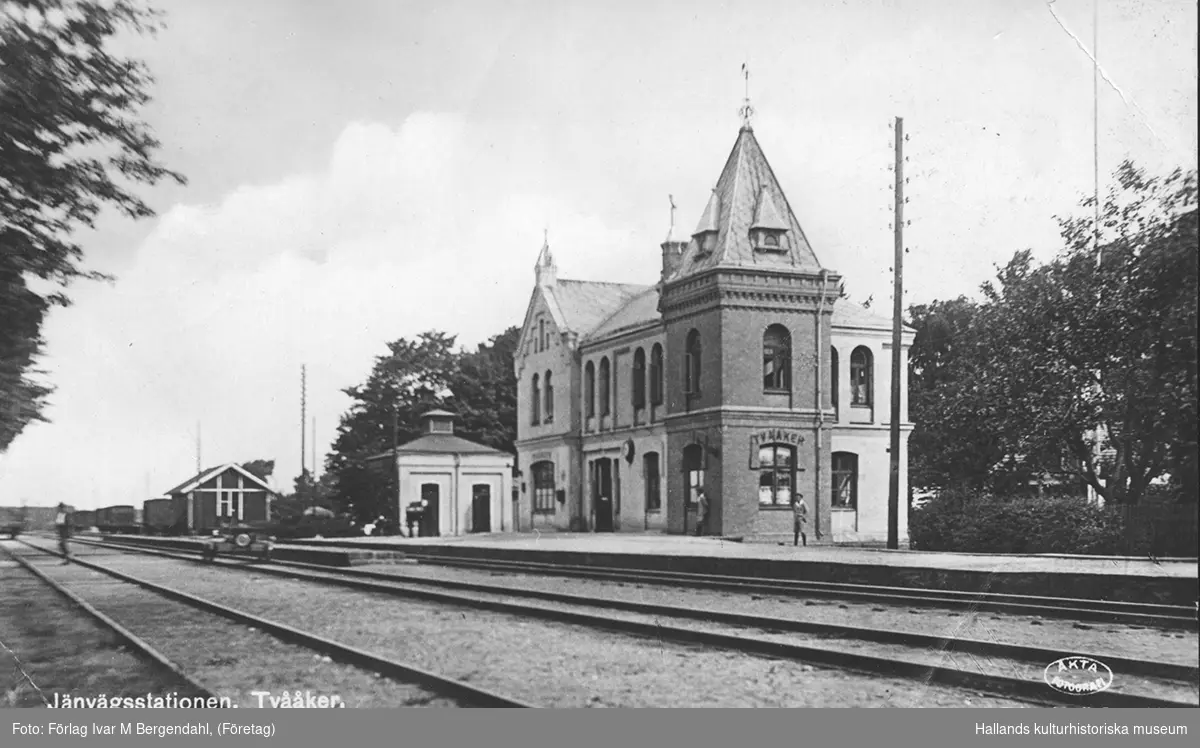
[368,434,512,461]
[546,279,646,337]
[673,126,823,280]
[557,278,909,346]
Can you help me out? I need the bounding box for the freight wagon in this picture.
[142,498,185,535]
[95,505,140,534]
[72,510,96,532]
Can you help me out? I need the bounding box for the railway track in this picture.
[329,547,1199,631]
[3,540,533,708]
[64,536,1200,708]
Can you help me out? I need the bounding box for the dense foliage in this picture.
[907,162,1197,505]
[326,327,519,523]
[1,0,184,451]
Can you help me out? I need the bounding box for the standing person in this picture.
[792,492,808,547]
[695,488,709,537]
[55,503,71,563]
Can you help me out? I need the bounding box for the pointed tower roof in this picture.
[692,189,720,237]
[671,127,823,279]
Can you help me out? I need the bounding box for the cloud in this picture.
[1,111,638,508]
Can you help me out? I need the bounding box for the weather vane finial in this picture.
[669,194,676,231]
[739,62,754,129]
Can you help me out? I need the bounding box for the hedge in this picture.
[909,492,1129,555]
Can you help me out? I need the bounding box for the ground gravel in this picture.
[367,560,1199,666]
[24,546,456,708]
[82,551,1042,708]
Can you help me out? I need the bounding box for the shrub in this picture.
[910,491,1128,555]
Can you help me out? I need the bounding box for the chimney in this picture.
[660,194,688,282]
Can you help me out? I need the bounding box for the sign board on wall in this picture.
[748,429,807,469]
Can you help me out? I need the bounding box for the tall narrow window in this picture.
[531,374,540,425]
[683,444,704,508]
[632,348,646,410]
[644,452,661,512]
[532,462,556,514]
[685,330,701,394]
[831,347,840,412]
[650,343,664,405]
[850,347,873,406]
[585,361,596,418]
[757,444,795,506]
[763,324,791,391]
[538,319,545,353]
[543,370,554,422]
[599,357,611,416]
[832,452,858,509]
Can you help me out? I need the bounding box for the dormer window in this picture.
[692,189,720,258]
[751,187,789,254]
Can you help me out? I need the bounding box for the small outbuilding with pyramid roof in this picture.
[385,409,515,536]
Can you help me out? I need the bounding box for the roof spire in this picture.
[739,62,754,131]
[535,228,557,287]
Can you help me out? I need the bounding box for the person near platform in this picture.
[792,493,808,547]
[55,503,71,562]
[695,488,709,537]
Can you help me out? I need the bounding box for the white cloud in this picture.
[1,112,639,509]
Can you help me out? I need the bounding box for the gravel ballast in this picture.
[22,550,457,708]
[79,551,1043,708]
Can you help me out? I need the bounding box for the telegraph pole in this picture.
[301,365,307,510]
[887,116,904,550]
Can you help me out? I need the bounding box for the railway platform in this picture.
[293,531,1199,606]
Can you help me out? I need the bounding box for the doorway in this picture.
[471,484,492,533]
[420,483,440,537]
[593,458,614,532]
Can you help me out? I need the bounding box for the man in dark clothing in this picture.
[55,503,71,563]
[792,493,808,547]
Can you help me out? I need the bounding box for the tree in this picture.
[0,0,185,451]
[326,332,459,522]
[446,326,519,454]
[240,459,275,482]
[907,297,1006,492]
[325,328,522,523]
[918,162,1197,504]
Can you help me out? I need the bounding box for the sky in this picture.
[1,0,1196,509]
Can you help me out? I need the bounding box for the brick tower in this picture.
[658,123,842,539]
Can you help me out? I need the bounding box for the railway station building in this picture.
[513,122,914,544]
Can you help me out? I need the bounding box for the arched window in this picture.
[757,443,795,506]
[532,461,556,514]
[543,370,554,422]
[538,319,545,353]
[599,357,611,416]
[685,330,701,394]
[531,374,540,425]
[832,452,858,509]
[650,343,664,405]
[643,452,661,512]
[632,348,646,410]
[683,444,704,508]
[585,361,596,418]
[763,324,791,391]
[851,346,873,406]
[831,347,840,412]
